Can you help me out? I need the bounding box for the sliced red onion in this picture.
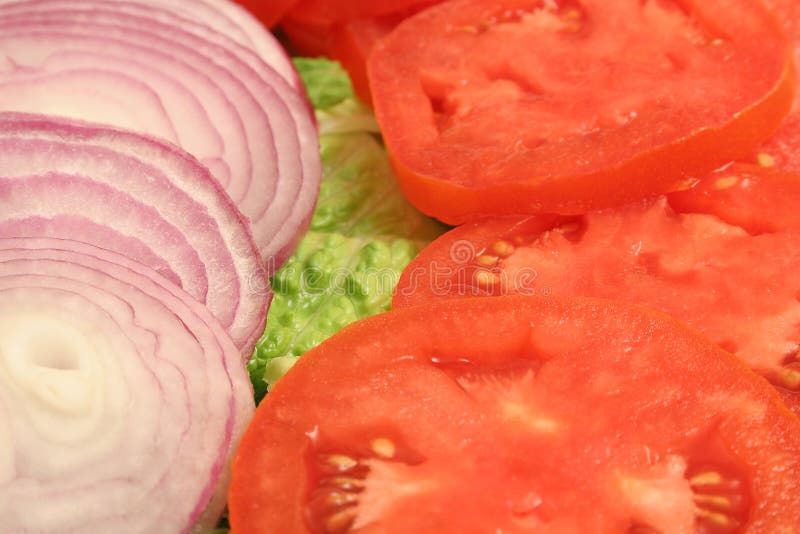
[142,0,303,89]
[0,113,269,357]
[0,236,255,533]
[0,0,301,92]
[0,1,321,269]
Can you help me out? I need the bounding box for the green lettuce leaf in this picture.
[293,58,354,110]
[248,59,446,401]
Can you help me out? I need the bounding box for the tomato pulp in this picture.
[753,0,800,170]
[668,163,800,234]
[368,0,795,224]
[395,166,800,412]
[229,297,800,533]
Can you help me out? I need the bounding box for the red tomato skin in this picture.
[280,17,333,57]
[329,16,403,106]
[368,0,796,224]
[283,4,441,103]
[286,0,440,26]
[236,0,299,28]
[385,61,795,224]
[229,297,800,533]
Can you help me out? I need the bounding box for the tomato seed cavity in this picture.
[687,464,749,533]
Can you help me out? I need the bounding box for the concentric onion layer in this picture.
[0,237,255,534]
[131,0,302,86]
[0,0,321,268]
[0,114,268,356]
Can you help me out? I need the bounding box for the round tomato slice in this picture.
[394,193,800,412]
[668,163,800,234]
[368,0,795,224]
[229,297,800,533]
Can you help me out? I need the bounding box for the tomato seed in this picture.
[324,507,357,533]
[777,368,800,390]
[325,492,359,507]
[371,438,396,459]
[695,507,731,526]
[324,477,365,491]
[713,176,738,190]
[474,270,500,288]
[757,152,776,167]
[689,471,724,486]
[326,455,359,471]
[491,240,516,257]
[693,494,732,509]
[477,254,500,267]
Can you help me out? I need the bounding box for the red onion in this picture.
[0,0,321,269]
[0,0,302,92]
[0,113,269,357]
[0,236,255,533]
[140,0,303,88]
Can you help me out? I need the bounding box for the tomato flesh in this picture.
[229,297,800,533]
[394,186,800,412]
[753,0,800,170]
[368,0,795,224]
[668,163,800,234]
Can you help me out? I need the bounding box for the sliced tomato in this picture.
[236,0,299,28]
[756,114,800,171]
[329,16,405,105]
[368,0,795,224]
[751,0,800,170]
[283,5,438,103]
[394,193,800,411]
[229,297,800,533]
[285,0,440,27]
[281,12,409,105]
[764,0,800,40]
[280,17,334,57]
[668,163,800,234]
